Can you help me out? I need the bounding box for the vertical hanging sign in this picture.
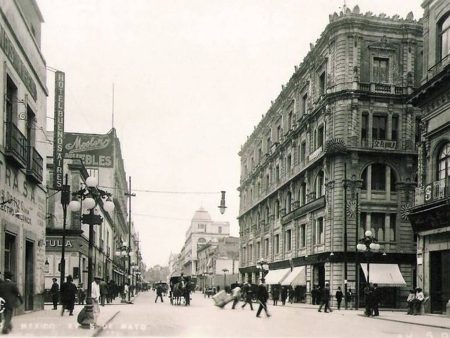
[53,71,65,189]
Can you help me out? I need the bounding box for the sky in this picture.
[37,0,423,268]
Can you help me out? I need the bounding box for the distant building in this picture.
[408,0,450,314]
[179,207,230,276]
[0,0,47,312]
[238,7,422,308]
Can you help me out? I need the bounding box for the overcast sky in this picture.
[37,0,423,269]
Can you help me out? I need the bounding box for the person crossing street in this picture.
[256,279,270,318]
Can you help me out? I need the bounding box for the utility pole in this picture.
[343,162,348,310]
[125,176,136,303]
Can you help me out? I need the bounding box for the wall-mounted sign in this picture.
[46,239,73,248]
[53,71,65,189]
[63,131,114,167]
[372,139,396,150]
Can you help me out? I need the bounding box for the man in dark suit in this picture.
[256,279,271,318]
[50,278,59,310]
[318,283,332,313]
[60,275,77,316]
[0,271,23,334]
[372,283,381,316]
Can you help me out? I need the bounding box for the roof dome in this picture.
[191,207,212,222]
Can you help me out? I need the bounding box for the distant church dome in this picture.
[191,207,212,222]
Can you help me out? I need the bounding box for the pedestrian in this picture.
[406,289,415,315]
[363,283,373,317]
[50,278,59,310]
[288,286,295,304]
[318,283,332,313]
[372,283,381,316]
[316,286,322,305]
[346,288,353,309]
[413,287,425,315]
[123,282,130,302]
[99,278,108,306]
[77,284,86,305]
[241,282,254,310]
[335,286,343,310]
[155,283,164,303]
[271,285,280,306]
[91,276,101,327]
[311,285,317,305]
[256,279,271,318]
[60,275,77,316]
[231,284,241,309]
[0,271,23,334]
[281,286,288,306]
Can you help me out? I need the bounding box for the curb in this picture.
[370,315,450,330]
[92,310,120,337]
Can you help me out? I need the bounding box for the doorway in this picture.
[430,250,450,313]
[24,240,34,311]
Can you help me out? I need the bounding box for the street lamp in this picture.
[356,230,381,308]
[68,176,114,328]
[256,259,269,281]
[218,191,227,214]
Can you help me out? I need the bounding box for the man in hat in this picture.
[50,278,59,310]
[0,271,23,334]
[91,276,101,326]
[256,278,270,318]
[60,275,77,316]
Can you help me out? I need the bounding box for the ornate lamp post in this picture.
[256,259,269,281]
[68,176,114,328]
[356,230,381,308]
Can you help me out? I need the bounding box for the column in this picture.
[386,166,391,200]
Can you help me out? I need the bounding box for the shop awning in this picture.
[360,263,407,287]
[263,268,291,285]
[281,266,306,286]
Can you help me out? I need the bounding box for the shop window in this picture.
[371,164,386,191]
[438,13,450,60]
[372,115,387,140]
[438,143,450,180]
[285,229,292,251]
[373,57,389,83]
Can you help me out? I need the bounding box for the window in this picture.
[315,171,325,198]
[258,148,262,162]
[319,71,326,96]
[392,115,399,141]
[372,115,387,140]
[277,125,282,142]
[264,238,269,257]
[256,242,261,259]
[6,77,18,123]
[317,125,324,148]
[266,174,270,190]
[300,142,306,163]
[285,229,292,251]
[198,224,205,230]
[242,247,246,263]
[274,234,280,254]
[218,226,222,234]
[274,200,280,219]
[26,107,36,148]
[249,244,253,261]
[438,143,450,180]
[286,155,292,172]
[275,165,280,181]
[314,217,324,244]
[265,206,270,222]
[373,57,389,83]
[389,214,396,242]
[267,137,271,152]
[300,224,306,248]
[302,93,308,114]
[5,233,16,276]
[371,164,386,191]
[371,213,386,241]
[299,182,307,206]
[361,113,369,144]
[288,111,293,130]
[439,14,450,60]
[390,169,397,192]
[286,192,292,213]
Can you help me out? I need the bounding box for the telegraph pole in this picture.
[125,176,136,302]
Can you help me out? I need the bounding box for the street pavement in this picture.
[4,291,450,337]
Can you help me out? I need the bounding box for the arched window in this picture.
[438,143,450,180]
[315,171,325,198]
[439,13,450,60]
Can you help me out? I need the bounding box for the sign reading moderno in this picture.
[63,132,114,168]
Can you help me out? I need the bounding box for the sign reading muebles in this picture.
[63,132,114,167]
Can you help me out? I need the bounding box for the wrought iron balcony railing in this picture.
[5,121,28,168]
[414,178,450,206]
[27,146,43,183]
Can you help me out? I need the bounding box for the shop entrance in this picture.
[430,250,450,313]
[24,240,35,311]
[313,263,325,288]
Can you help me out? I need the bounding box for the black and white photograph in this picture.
[0,0,449,337]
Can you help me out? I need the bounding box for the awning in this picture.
[360,263,407,287]
[281,266,306,286]
[263,268,291,285]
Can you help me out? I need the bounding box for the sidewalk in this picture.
[8,295,138,337]
[282,301,450,329]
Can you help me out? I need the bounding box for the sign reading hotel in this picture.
[63,132,114,167]
[53,71,65,189]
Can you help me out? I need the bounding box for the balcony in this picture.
[414,178,450,206]
[26,146,43,183]
[5,121,28,168]
[427,54,450,80]
[358,82,408,95]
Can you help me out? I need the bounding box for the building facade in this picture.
[0,0,47,312]
[408,0,450,314]
[179,207,230,276]
[238,6,422,308]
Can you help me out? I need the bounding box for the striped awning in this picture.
[281,266,306,286]
[263,268,291,285]
[360,263,407,287]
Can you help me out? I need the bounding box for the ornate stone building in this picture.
[238,6,422,308]
[408,0,450,314]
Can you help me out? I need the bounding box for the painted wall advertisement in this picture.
[63,131,114,168]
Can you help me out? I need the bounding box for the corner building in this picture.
[408,0,450,314]
[238,7,422,308]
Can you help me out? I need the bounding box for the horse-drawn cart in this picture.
[169,275,193,306]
